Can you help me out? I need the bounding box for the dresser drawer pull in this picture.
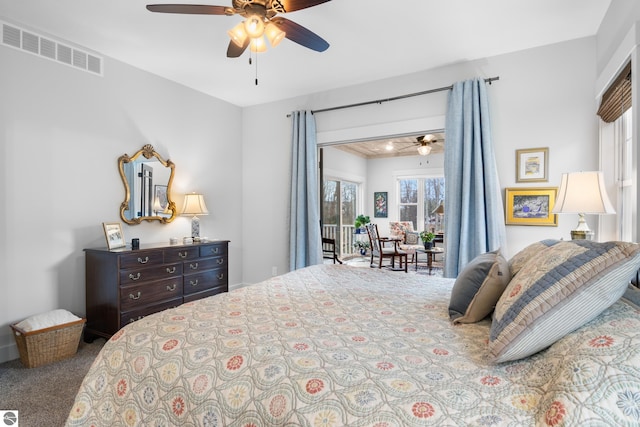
[166,284,177,292]
[211,247,220,254]
[129,316,143,323]
[137,256,149,264]
[129,291,142,300]
[216,258,225,265]
[189,262,198,270]
[128,273,141,281]
[189,279,199,287]
[166,266,176,273]
[178,251,188,259]
[217,273,225,280]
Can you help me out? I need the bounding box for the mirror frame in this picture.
[118,144,177,225]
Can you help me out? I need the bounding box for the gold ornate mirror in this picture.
[118,144,177,225]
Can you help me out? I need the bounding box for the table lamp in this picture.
[552,171,615,240]
[181,193,209,239]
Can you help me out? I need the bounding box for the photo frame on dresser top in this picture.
[516,147,548,182]
[505,187,558,226]
[102,222,125,250]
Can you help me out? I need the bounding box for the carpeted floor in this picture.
[326,254,444,276]
[0,337,106,427]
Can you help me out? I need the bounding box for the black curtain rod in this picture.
[287,76,499,117]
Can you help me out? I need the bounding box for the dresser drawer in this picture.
[120,277,183,312]
[119,250,164,269]
[183,269,226,295]
[164,247,199,263]
[183,256,227,273]
[200,243,227,258]
[120,297,183,326]
[119,263,183,285]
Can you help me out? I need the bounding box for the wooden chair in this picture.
[366,224,408,272]
[322,236,342,264]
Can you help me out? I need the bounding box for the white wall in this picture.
[366,153,444,231]
[243,36,599,285]
[0,43,243,362]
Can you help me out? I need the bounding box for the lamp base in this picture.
[570,230,594,240]
[191,216,200,238]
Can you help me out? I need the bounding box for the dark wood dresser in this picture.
[84,240,229,341]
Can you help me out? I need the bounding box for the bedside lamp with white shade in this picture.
[552,171,615,240]
[181,193,209,239]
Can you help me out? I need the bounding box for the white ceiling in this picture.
[0,0,610,107]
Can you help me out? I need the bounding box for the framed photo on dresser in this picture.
[102,222,125,250]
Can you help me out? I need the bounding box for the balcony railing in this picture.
[322,224,366,258]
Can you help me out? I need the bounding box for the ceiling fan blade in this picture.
[146,4,230,15]
[270,0,331,13]
[271,17,329,52]
[227,38,249,58]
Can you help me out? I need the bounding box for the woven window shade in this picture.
[597,62,632,123]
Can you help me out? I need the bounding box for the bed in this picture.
[66,240,640,426]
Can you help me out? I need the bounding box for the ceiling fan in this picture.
[146,0,331,58]
[398,135,443,156]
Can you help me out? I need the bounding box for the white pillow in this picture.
[15,309,81,332]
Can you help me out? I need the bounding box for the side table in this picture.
[415,247,444,274]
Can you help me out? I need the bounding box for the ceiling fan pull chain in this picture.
[255,51,259,86]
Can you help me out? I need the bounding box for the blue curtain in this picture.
[444,79,507,277]
[289,110,323,270]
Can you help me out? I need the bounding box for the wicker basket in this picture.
[11,318,86,368]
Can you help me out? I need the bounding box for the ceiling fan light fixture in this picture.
[227,22,248,47]
[417,145,432,156]
[265,22,286,47]
[244,14,265,38]
[250,36,267,52]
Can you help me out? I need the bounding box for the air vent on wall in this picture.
[1,21,103,76]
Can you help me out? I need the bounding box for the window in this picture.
[322,179,360,256]
[398,177,445,231]
[616,108,633,241]
[599,62,634,242]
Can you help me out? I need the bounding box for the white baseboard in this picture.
[0,342,19,364]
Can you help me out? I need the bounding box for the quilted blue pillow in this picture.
[448,250,511,323]
[489,240,640,363]
[508,239,561,277]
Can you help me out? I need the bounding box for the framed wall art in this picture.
[516,147,548,182]
[103,222,126,250]
[374,192,388,218]
[505,187,558,226]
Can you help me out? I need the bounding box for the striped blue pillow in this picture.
[489,240,640,363]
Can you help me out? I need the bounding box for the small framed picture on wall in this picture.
[516,147,549,182]
[374,192,388,218]
[505,187,558,226]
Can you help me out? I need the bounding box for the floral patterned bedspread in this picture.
[66,264,640,426]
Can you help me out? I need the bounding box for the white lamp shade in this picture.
[265,22,285,47]
[552,171,615,214]
[227,22,248,47]
[417,145,432,156]
[249,36,267,52]
[243,14,265,38]
[181,193,209,216]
